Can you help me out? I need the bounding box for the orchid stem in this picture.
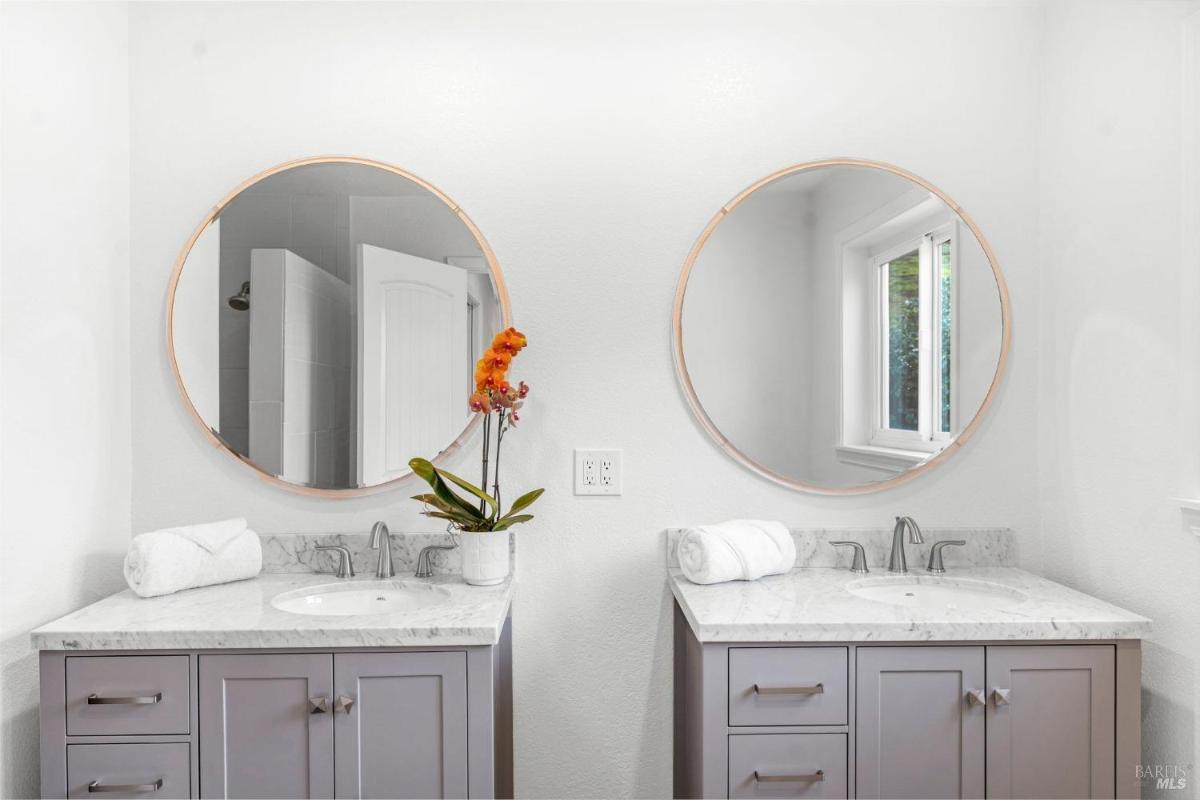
[479,412,490,517]
[492,409,505,512]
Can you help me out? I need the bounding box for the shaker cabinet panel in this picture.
[333,652,468,800]
[198,653,334,799]
[855,647,985,800]
[985,645,1115,800]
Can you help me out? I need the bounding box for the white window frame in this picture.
[869,221,957,452]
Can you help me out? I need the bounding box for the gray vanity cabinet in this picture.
[198,651,469,800]
[39,618,513,800]
[199,652,470,796]
[855,647,985,799]
[198,653,335,799]
[985,645,1115,800]
[673,605,1141,800]
[333,652,469,800]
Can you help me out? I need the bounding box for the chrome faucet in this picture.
[368,522,394,579]
[414,544,457,578]
[888,516,925,574]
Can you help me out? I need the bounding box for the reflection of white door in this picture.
[357,244,468,485]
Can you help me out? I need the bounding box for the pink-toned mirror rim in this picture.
[670,157,1013,496]
[165,155,513,499]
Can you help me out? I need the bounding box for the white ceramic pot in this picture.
[460,530,510,586]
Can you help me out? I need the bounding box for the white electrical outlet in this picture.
[574,449,621,495]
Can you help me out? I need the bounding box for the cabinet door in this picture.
[856,647,985,799]
[198,654,334,799]
[986,645,1115,799]
[334,652,468,800]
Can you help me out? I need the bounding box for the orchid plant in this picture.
[409,327,544,532]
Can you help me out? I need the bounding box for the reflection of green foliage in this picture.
[887,251,920,431]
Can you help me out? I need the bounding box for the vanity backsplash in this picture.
[260,531,517,575]
[664,527,1015,570]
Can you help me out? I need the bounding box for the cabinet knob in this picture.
[308,696,329,714]
[335,694,355,715]
[991,687,1011,707]
[965,689,986,707]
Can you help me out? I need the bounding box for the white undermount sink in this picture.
[271,580,453,616]
[847,576,1026,612]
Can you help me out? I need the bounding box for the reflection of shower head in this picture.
[227,281,250,311]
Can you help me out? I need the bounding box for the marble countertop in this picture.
[669,567,1150,643]
[31,573,514,650]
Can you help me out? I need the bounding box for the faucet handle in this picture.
[926,540,966,573]
[415,544,458,579]
[315,545,355,578]
[829,541,869,574]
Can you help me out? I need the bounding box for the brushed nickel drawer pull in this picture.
[87,692,162,705]
[88,778,163,793]
[753,682,824,695]
[754,770,825,783]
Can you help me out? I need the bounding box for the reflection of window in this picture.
[873,224,955,449]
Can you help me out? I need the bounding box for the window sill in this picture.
[835,444,931,474]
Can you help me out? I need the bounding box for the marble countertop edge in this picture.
[686,619,1153,643]
[668,567,1150,643]
[30,573,515,651]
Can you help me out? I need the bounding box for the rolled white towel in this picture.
[124,518,262,598]
[677,520,796,585]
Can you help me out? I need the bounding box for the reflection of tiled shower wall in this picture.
[247,250,352,488]
[282,257,353,488]
[219,193,352,455]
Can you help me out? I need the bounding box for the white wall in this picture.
[127,3,1044,796]
[0,4,132,798]
[1037,1,1200,790]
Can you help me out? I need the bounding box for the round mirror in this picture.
[673,159,1010,494]
[168,156,509,496]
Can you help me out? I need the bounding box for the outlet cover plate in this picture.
[574,449,622,495]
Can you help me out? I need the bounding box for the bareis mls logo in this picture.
[1137,764,1189,791]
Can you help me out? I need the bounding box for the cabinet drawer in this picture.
[66,656,190,736]
[67,743,190,799]
[729,647,847,726]
[728,734,847,798]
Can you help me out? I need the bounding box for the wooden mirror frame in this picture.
[166,155,512,498]
[671,157,1012,495]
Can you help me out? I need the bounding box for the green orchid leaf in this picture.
[499,488,544,520]
[435,467,498,519]
[409,458,484,520]
[420,510,482,528]
[492,514,534,531]
[411,494,481,527]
